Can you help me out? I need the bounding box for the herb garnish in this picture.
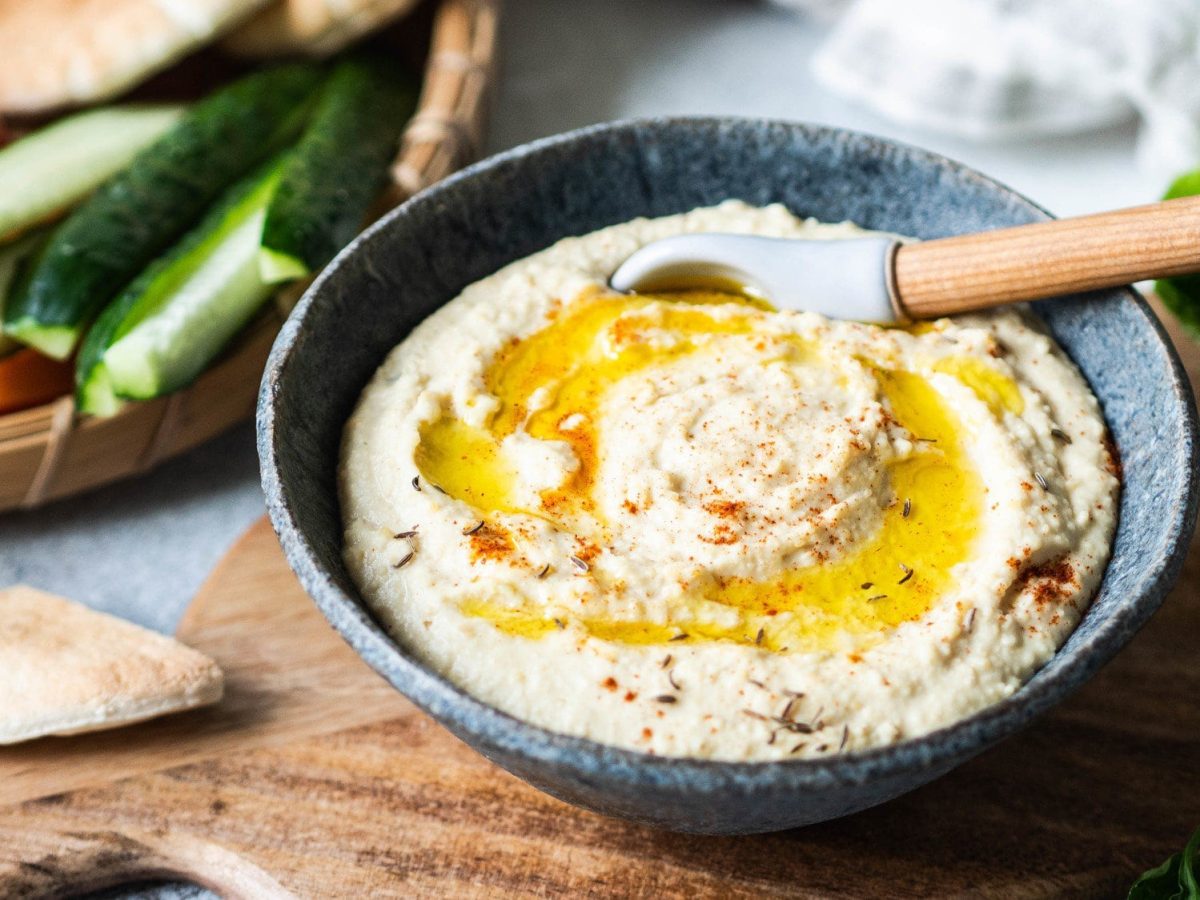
[1127,824,1199,900]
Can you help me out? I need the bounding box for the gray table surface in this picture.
[1,0,1158,895]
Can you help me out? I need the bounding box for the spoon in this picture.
[609,195,1200,322]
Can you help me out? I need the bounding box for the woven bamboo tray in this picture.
[0,0,497,513]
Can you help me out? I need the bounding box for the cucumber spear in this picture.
[0,104,184,243]
[4,63,323,359]
[77,56,420,416]
[259,55,419,283]
[77,162,284,416]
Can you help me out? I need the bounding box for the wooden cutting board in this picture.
[1,308,1198,899]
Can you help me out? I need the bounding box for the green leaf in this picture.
[1165,171,1200,201]
[1184,828,1200,897]
[1128,826,1200,900]
[1156,276,1200,341]
[1157,169,1200,340]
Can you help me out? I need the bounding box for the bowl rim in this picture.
[259,115,1200,793]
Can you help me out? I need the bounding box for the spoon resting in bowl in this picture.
[610,195,1200,322]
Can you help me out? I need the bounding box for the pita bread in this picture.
[0,586,224,745]
[0,0,274,113]
[222,0,420,58]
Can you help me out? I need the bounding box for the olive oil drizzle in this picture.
[416,286,1009,652]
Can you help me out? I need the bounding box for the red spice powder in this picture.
[1017,557,1077,608]
[1102,432,1124,481]
[573,537,601,564]
[703,499,745,519]
[700,523,739,545]
[469,523,515,562]
[610,316,644,347]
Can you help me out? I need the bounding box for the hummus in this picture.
[339,201,1119,761]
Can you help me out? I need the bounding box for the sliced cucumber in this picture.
[0,231,51,359]
[259,55,418,283]
[77,163,285,416]
[0,105,184,242]
[5,63,323,359]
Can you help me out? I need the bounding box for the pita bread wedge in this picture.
[0,586,224,745]
[222,0,420,58]
[0,0,274,113]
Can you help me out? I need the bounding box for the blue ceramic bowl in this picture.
[258,118,1198,834]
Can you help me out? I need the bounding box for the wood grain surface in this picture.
[0,304,1197,898]
[896,196,1200,317]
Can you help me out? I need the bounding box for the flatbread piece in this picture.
[0,585,224,744]
[0,0,274,113]
[222,0,421,58]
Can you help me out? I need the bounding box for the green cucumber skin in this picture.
[0,105,184,242]
[0,231,50,358]
[3,262,77,359]
[77,163,283,414]
[105,213,273,401]
[5,63,323,359]
[260,55,419,281]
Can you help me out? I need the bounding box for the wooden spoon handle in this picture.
[893,194,1200,318]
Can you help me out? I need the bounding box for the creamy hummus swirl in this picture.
[340,201,1119,761]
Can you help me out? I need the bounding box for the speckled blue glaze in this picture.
[258,119,1199,834]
